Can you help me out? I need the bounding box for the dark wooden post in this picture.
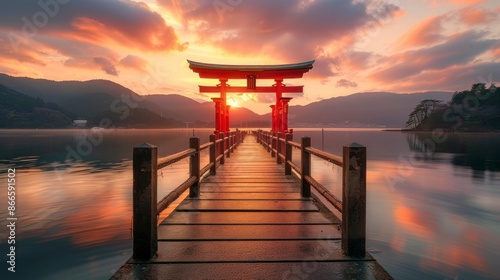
[219,132,225,164]
[231,132,238,153]
[271,132,276,157]
[276,133,282,164]
[209,134,216,175]
[189,137,200,197]
[133,143,158,260]
[285,133,292,175]
[256,130,260,143]
[342,143,367,258]
[229,133,232,157]
[301,137,311,197]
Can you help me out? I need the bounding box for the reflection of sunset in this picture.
[389,195,493,277]
[394,205,435,239]
[13,164,132,247]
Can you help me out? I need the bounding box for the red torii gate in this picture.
[187,60,314,137]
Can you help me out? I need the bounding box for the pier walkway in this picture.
[112,134,393,279]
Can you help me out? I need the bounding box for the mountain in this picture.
[0,73,455,129]
[0,74,181,128]
[0,84,72,128]
[283,91,453,128]
[0,74,175,121]
[143,94,268,126]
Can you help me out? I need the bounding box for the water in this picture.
[0,128,498,279]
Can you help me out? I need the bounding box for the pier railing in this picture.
[255,130,366,258]
[132,130,243,260]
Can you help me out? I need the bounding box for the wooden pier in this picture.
[112,132,393,279]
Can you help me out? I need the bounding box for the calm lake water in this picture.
[0,128,498,280]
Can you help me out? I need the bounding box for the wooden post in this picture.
[209,134,216,175]
[189,137,200,198]
[285,133,292,175]
[133,143,158,260]
[271,132,276,157]
[267,132,271,153]
[231,132,235,153]
[301,137,311,197]
[226,132,233,158]
[342,143,367,258]
[219,132,225,164]
[276,133,282,164]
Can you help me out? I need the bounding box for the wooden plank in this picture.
[203,178,296,183]
[113,261,393,280]
[200,187,298,193]
[161,211,338,225]
[176,200,318,212]
[158,224,341,240]
[142,240,373,262]
[197,193,304,200]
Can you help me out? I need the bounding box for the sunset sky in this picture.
[1,0,499,114]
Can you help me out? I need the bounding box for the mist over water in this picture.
[0,128,498,279]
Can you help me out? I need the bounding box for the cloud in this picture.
[120,55,148,72]
[456,6,500,25]
[396,16,445,50]
[424,0,485,6]
[336,79,358,88]
[0,0,186,74]
[0,0,186,51]
[158,0,401,78]
[372,30,498,83]
[93,57,118,76]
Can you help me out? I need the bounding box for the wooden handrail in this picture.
[157,148,196,169]
[254,129,367,258]
[305,146,343,167]
[132,130,246,261]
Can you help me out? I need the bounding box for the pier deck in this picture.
[112,135,393,279]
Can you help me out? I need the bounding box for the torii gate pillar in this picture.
[211,98,222,135]
[280,97,293,136]
[270,105,276,132]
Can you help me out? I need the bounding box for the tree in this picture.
[405,99,443,129]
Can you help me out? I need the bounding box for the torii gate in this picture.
[187,60,314,137]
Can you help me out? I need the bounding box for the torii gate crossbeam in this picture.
[188,60,314,137]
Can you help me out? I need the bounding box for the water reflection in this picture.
[0,128,212,280]
[406,132,500,172]
[290,129,500,279]
[0,129,498,280]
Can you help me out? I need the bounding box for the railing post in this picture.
[285,133,292,175]
[227,132,231,158]
[231,132,235,153]
[133,143,158,261]
[256,130,260,143]
[276,133,282,164]
[266,132,271,152]
[189,137,200,198]
[209,134,216,175]
[219,132,225,164]
[271,132,276,157]
[301,137,311,197]
[342,143,367,258]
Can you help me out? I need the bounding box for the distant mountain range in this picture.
[0,73,453,128]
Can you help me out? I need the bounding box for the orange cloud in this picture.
[396,16,445,50]
[426,0,485,6]
[120,55,148,72]
[0,0,186,76]
[457,6,500,25]
[158,0,402,79]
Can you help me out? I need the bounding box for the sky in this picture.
[0,0,499,114]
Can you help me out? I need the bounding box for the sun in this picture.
[229,98,240,108]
